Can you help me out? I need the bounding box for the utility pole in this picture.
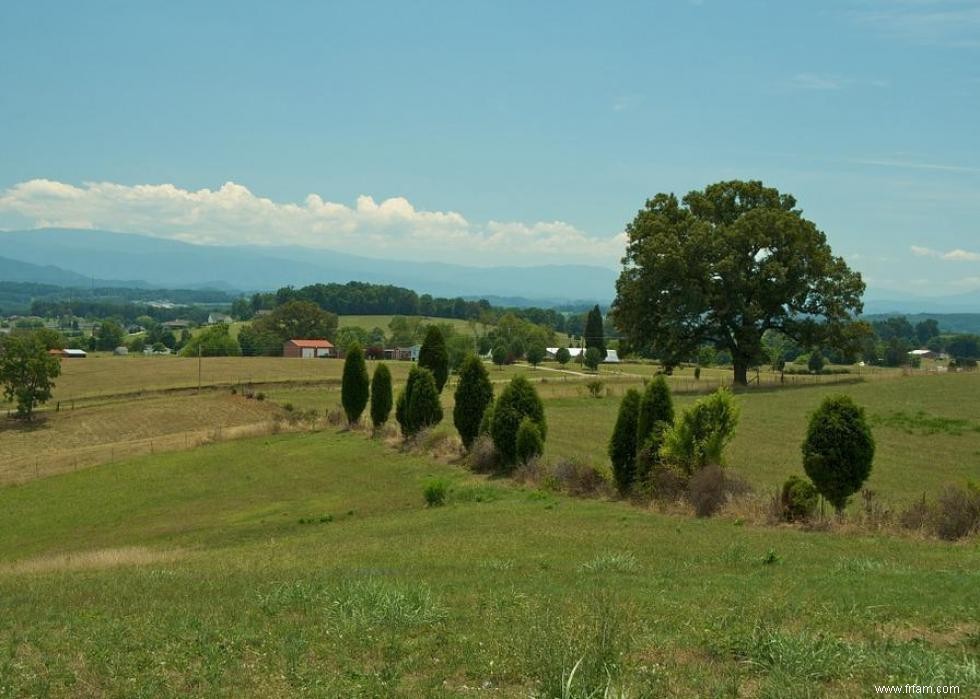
[198,343,202,394]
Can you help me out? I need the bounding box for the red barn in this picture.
[282,339,335,358]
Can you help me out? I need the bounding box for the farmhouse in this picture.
[283,339,335,358]
[207,313,232,325]
[908,348,940,360]
[383,345,420,361]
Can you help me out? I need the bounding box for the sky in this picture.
[0,0,978,295]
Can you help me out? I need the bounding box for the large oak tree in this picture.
[612,180,864,385]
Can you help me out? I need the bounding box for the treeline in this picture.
[240,282,575,333]
[864,316,978,366]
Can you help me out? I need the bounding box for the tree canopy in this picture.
[612,180,865,385]
[0,334,61,420]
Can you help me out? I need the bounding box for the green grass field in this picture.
[1,430,977,697]
[1,359,978,696]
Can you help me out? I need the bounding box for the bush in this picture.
[585,379,604,398]
[687,464,731,517]
[551,458,609,497]
[341,342,370,424]
[780,475,818,522]
[808,349,825,373]
[515,417,544,464]
[255,392,266,401]
[491,344,508,368]
[396,366,443,438]
[369,362,393,429]
[662,389,739,473]
[453,354,494,450]
[584,346,603,371]
[490,376,546,467]
[608,388,641,495]
[418,326,449,392]
[467,435,499,473]
[802,395,875,513]
[423,478,449,507]
[555,346,570,366]
[526,343,546,367]
[933,483,980,541]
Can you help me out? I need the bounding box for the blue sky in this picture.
[0,1,977,295]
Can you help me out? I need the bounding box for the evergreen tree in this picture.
[418,325,449,392]
[609,388,641,495]
[637,376,674,447]
[515,417,544,464]
[341,342,369,424]
[396,366,443,437]
[584,304,606,355]
[453,354,494,449]
[635,375,675,481]
[802,395,875,513]
[491,376,546,467]
[370,362,393,429]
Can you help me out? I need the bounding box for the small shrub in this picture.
[933,483,980,541]
[578,551,639,574]
[230,387,238,395]
[255,392,265,401]
[898,494,930,531]
[283,402,294,412]
[551,458,609,497]
[802,395,875,513]
[325,408,344,426]
[662,389,739,473]
[760,549,780,565]
[687,464,745,517]
[423,478,449,507]
[780,475,818,522]
[584,346,603,371]
[585,379,605,398]
[515,417,544,464]
[467,435,499,473]
[491,376,546,467]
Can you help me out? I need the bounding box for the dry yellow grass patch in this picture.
[0,392,282,484]
[0,546,183,575]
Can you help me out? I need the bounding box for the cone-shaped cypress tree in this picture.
[491,375,546,467]
[418,326,449,392]
[453,354,494,450]
[637,375,674,447]
[584,304,606,355]
[370,362,393,429]
[397,365,443,437]
[341,342,369,424]
[609,388,641,495]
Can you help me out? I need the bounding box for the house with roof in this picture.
[382,345,420,361]
[207,313,232,325]
[283,339,335,358]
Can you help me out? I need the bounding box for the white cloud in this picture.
[851,1,980,47]
[910,245,980,261]
[0,179,626,267]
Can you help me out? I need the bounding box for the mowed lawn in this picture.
[0,430,977,697]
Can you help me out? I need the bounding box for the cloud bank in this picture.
[0,179,626,268]
[911,245,980,262]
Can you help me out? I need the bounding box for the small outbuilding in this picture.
[61,349,87,358]
[283,339,335,358]
[113,346,129,356]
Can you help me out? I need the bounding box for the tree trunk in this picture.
[733,358,749,386]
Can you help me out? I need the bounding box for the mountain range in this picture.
[1,227,978,314]
[0,228,617,303]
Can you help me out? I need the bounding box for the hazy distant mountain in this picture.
[863,290,980,315]
[0,228,618,302]
[0,255,151,288]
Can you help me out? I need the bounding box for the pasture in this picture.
[0,429,977,697]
